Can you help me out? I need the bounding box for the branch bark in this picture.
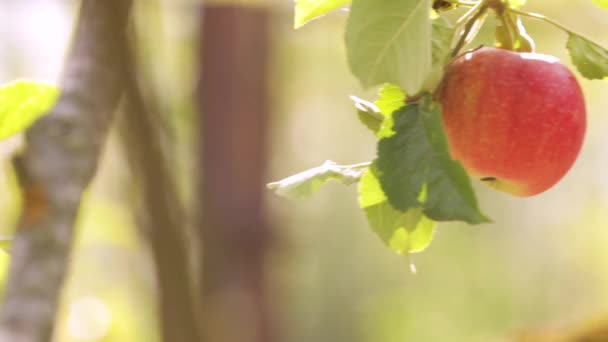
[0,1,132,341]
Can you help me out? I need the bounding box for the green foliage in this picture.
[345,0,431,94]
[294,0,350,28]
[0,80,59,140]
[267,160,367,199]
[430,17,454,67]
[375,84,406,119]
[592,0,608,10]
[567,33,608,80]
[351,83,407,135]
[275,0,608,255]
[358,167,435,254]
[425,17,456,90]
[376,97,488,224]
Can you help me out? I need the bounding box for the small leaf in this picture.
[350,95,384,133]
[376,98,488,224]
[359,167,435,254]
[345,0,432,94]
[567,33,608,80]
[294,0,350,28]
[375,83,406,118]
[0,80,59,140]
[267,160,368,199]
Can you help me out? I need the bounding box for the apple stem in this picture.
[455,0,484,26]
[452,2,489,57]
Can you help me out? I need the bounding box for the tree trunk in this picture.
[197,5,275,342]
[0,1,131,341]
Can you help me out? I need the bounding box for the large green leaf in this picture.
[420,101,488,222]
[358,167,435,254]
[592,0,608,10]
[431,16,454,67]
[567,33,608,80]
[267,160,367,199]
[0,80,59,140]
[376,104,430,210]
[345,0,432,94]
[376,98,488,224]
[294,0,350,28]
[423,16,456,90]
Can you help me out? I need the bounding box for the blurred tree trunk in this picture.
[197,5,276,342]
[0,1,131,341]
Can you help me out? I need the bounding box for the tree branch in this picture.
[0,1,132,341]
[118,34,203,342]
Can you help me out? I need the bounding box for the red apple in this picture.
[438,47,586,196]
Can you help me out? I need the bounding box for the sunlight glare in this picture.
[67,296,111,341]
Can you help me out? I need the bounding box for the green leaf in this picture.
[350,95,384,133]
[267,160,368,199]
[431,16,454,67]
[359,167,435,254]
[376,98,488,224]
[423,16,456,90]
[294,0,350,28]
[375,83,406,118]
[374,84,407,139]
[345,0,432,94]
[0,80,59,140]
[567,33,608,80]
[376,104,430,210]
[417,101,487,222]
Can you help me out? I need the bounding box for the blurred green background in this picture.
[0,0,607,341]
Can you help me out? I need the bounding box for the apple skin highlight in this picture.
[438,47,586,196]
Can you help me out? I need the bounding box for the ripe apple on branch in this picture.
[270,0,608,255]
[436,0,588,197]
[438,46,586,196]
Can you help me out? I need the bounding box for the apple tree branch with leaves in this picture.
[269,0,608,258]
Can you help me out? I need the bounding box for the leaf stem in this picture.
[343,161,373,169]
[507,8,573,34]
